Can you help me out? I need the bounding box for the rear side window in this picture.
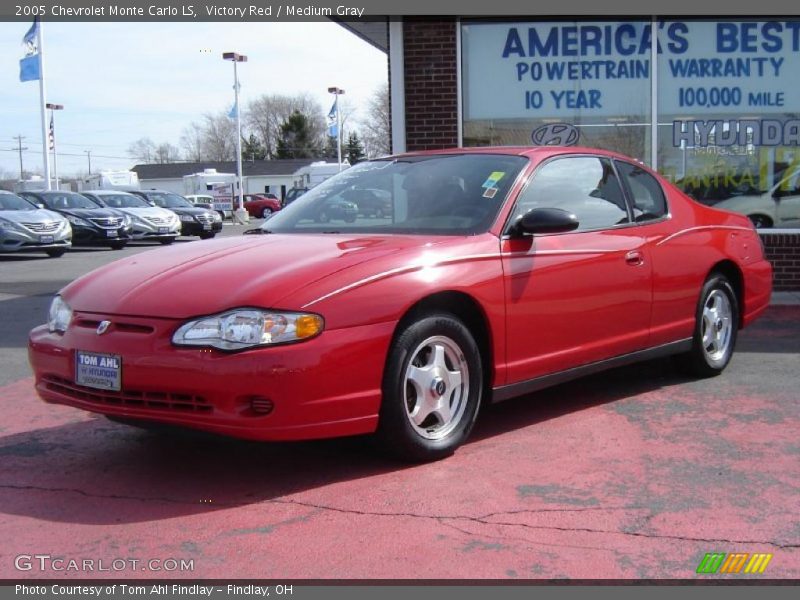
[615,161,668,222]
[509,156,630,232]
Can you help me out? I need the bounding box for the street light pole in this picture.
[223,51,248,223]
[85,150,92,174]
[328,86,345,171]
[46,103,63,190]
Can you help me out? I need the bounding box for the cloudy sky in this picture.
[0,21,388,178]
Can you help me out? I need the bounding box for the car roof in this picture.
[83,190,139,196]
[389,145,637,162]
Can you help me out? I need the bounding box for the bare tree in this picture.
[180,122,205,162]
[154,143,181,164]
[359,82,390,157]
[180,112,237,162]
[246,93,326,159]
[127,137,157,163]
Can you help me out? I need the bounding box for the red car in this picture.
[243,193,282,219]
[29,147,772,461]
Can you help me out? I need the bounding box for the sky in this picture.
[0,21,388,179]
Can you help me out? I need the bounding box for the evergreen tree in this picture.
[241,134,267,161]
[275,111,319,159]
[346,132,367,165]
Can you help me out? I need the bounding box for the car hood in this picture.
[0,208,66,224]
[113,206,176,219]
[52,207,123,220]
[61,234,447,318]
[162,206,213,217]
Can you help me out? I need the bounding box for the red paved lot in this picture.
[1,307,798,579]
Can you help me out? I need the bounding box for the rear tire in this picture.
[376,314,483,462]
[46,249,66,258]
[676,274,739,377]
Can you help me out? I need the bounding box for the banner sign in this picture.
[462,20,800,120]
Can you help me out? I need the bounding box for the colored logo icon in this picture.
[696,552,772,574]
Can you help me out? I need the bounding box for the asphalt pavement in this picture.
[0,223,798,579]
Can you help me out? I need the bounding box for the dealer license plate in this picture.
[158,227,169,234]
[75,350,122,391]
[106,230,118,238]
[40,235,54,244]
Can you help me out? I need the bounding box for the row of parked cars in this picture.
[0,189,223,258]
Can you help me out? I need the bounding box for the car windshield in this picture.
[263,154,528,235]
[97,194,150,208]
[40,192,100,210]
[146,192,192,208]
[0,194,36,211]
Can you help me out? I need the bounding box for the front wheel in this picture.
[199,232,216,240]
[677,274,739,377]
[109,241,127,250]
[748,214,773,229]
[261,208,273,218]
[376,314,483,462]
[46,249,66,258]
[159,238,175,245]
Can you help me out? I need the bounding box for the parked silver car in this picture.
[82,190,181,244]
[0,191,71,258]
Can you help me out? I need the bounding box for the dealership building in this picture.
[345,17,800,290]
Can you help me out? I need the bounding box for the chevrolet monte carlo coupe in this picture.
[28,147,772,461]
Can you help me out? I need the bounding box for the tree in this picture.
[276,111,320,159]
[179,112,237,162]
[241,134,267,161]
[321,135,342,161]
[346,132,367,165]
[246,93,326,159]
[127,138,156,163]
[154,143,180,164]
[359,82,390,157]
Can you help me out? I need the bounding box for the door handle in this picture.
[625,250,644,266]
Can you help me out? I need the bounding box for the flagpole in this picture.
[36,20,51,190]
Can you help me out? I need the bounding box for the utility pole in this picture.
[13,135,28,180]
[85,150,92,174]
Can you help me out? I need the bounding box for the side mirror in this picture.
[37,203,46,209]
[511,207,579,236]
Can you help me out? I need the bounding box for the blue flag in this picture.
[327,100,337,137]
[19,54,40,82]
[228,102,238,119]
[20,18,40,82]
[327,100,337,121]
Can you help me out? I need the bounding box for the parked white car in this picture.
[0,190,71,257]
[713,169,800,229]
[82,190,180,244]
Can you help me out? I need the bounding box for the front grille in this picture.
[144,216,171,225]
[196,214,214,223]
[21,221,60,233]
[89,217,123,228]
[43,375,213,413]
[74,319,154,334]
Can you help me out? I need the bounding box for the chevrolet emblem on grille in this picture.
[96,320,111,335]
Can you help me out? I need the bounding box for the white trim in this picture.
[650,16,658,171]
[389,20,406,154]
[456,18,463,148]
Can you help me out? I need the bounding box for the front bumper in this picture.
[71,224,130,245]
[29,314,394,441]
[180,220,223,236]
[129,220,181,240]
[0,226,71,253]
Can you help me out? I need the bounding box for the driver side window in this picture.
[510,156,630,232]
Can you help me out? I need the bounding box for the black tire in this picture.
[46,249,66,258]
[261,208,273,218]
[376,314,483,462]
[159,238,175,245]
[676,274,739,378]
[748,214,773,229]
[109,241,127,250]
[199,232,216,240]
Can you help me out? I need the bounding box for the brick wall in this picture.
[760,232,800,291]
[403,18,459,151]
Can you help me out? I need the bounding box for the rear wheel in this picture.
[677,274,739,377]
[376,314,483,462]
[45,249,66,258]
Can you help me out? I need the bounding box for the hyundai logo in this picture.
[96,320,111,335]
[531,123,580,147]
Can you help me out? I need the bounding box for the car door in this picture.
[501,155,653,384]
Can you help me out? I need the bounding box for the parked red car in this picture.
[243,193,282,219]
[29,147,772,461]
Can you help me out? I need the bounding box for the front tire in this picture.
[376,314,483,462]
[159,238,175,245]
[678,274,739,377]
[748,214,773,229]
[109,241,127,250]
[46,249,66,258]
[261,208,273,218]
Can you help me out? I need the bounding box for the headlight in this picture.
[48,295,72,333]
[0,218,12,231]
[212,212,222,222]
[172,309,324,351]
[66,215,90,227]
[122,215,132,227]
[180,214,193,222]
